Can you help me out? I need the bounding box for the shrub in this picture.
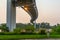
[0,32,21,35]
[0,32,5,35]
[20,32,33,35]
[39,30,46,35]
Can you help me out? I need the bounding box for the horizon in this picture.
[0,0,60,26]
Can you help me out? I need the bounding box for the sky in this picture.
[0,0,60,25]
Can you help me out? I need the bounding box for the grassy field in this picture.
[0,35,47,40]
[0,35,60,40]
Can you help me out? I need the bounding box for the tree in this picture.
[25,24,34,32]
[55,25,60,34]
[52,24,60,34]
[40,22,50,29]
[0,24,9,32]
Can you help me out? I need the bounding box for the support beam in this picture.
[34,20,36,29]
[7,0,16,32]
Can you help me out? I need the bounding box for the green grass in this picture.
[50,35,60,38]
[0,34,60,40]
[0,35,47,40]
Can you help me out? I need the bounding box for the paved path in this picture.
[20,39,60,40]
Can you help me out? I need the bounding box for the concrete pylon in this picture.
[7,0,16,32]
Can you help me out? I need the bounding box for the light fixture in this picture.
[24,7,28,10]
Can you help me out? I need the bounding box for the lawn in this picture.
[50,35,60,38]
[0,34,60,40]
[0,35,47,40]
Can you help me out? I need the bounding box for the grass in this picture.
[0,35,47,40]
[50,35,60,38]
[0,34,60,40]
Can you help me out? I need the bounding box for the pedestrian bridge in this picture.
[7,0,38,32]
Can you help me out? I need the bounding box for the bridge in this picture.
[7,0,38,32]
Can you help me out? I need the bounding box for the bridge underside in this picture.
[7,0,38,32]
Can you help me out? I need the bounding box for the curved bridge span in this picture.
[7,0,38,32]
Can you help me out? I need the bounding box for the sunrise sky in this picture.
[0,0,60,25]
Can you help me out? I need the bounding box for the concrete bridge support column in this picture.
[7,0,16,32]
